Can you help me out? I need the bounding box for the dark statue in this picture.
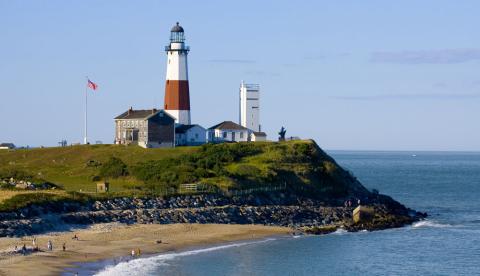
[278,126,286,141]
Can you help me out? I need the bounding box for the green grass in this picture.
[0,144,197,192]
[0,140,370,210]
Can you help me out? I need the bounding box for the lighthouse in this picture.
[164,22,191,125]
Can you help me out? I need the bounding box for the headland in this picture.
[0,140,426,274]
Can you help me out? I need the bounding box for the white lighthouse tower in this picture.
[239,81,261,132]
[164,22,191,125]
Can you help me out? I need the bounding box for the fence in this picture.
[178,182,287,197]
[221,182,287,197]
[79,182,288,199]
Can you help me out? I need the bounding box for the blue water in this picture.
[92,151,480,276]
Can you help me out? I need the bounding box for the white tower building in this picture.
[239,82,260,132]
[164,22,191,125]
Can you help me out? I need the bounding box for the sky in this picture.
[0,0,479,151]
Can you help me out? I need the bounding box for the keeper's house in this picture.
[175,124,206,146]
[114,107,175,148]
[207,121,250,143]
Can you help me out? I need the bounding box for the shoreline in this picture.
[66,235,287,275]
[0,223,291,276]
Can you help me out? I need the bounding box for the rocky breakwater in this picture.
[0,192,425,237]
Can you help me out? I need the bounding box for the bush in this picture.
[0,168,34,181]
[99,157,128,179]
[233,164,261,178]
[0,192,90,212]
[86,160,102,168]
[0,182,15,190]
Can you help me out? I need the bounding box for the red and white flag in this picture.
[87,79,98,90]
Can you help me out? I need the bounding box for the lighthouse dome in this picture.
[171,22,184,33]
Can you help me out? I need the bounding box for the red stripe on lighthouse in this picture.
[164,80,190,110]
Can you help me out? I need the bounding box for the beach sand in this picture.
[0,223,291,276]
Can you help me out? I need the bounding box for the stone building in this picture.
[114,107,175,148]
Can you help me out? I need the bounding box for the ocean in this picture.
[81,151,480,276]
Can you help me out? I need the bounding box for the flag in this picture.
[87,79,98,90]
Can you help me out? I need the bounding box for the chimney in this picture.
[127,106,133,115]
[152,108,157,114]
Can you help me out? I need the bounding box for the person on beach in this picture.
[32,236,36,247]
[62,243,66,251]
[21,244,27,255]
[137,248,141,256]
[131,249,136,258]
[47,240,53,251]
[72,234,79,240]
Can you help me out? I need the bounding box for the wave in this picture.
[94,238,276,276]
[412,220,452,228]
[332,228,348,235]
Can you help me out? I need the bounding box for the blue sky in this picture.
[1,0,479,151]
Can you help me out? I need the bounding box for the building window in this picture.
[223,132,227,138]
[240,132,244,139]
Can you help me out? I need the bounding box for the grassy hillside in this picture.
[0,140,370,208]
[0,144,197,192]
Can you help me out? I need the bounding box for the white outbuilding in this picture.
[207,121,250,143]
[175,124,206,146]
[250,132,267,142]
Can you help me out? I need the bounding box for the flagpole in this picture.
[84,76,88,145]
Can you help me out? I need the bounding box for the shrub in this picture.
[0,168,34,181]
[86,160,102,168]
[233,164,261,178]
[99,157,128,179]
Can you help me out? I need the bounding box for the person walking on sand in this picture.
[32,236,36,247]
[47,240,53,251]
[62,242,66,251]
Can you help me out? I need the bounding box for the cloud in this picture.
[370,49,480,64]
[207,59,255,64]
[331,92,480,100]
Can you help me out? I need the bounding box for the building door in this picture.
[132,129,139,141]
[231,132,235,141]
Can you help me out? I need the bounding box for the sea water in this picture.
[84,151,480,276]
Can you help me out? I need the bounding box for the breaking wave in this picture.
[94,238,276,276]
[332,228,348,235]
[412,220,452,228]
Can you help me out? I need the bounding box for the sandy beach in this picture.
[0,223,291,276]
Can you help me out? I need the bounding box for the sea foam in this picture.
[412,220,452,228]
[94,238,276,276]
